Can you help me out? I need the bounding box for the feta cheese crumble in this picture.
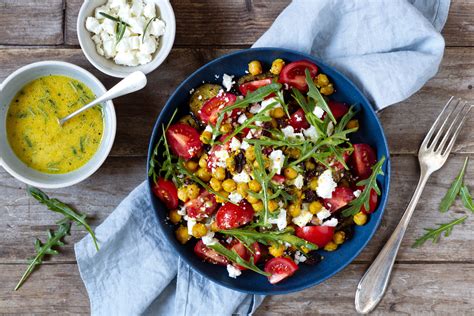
[303,125,319,140]
[292,209,313,227]
[313,106,325,119]
[316,169,337,199]
[85,0,165,66]
[353,189,362,198]
[222,73,235,91]
[293,174,304,189]
[229,137,241,151]
[281,125,304,139]
[227,264,242,278]
[269,209,287,231]
[240,140,250,150]
[237,114,248,124]
[201,231,217,245]
[186,217,197,235]
[294,251,307,264]
[322,218,339,227]
[228,192,244,204]
[269,150,285,174]
[233,170,251,183]
[316,207,331,221]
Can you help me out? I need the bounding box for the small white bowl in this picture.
[0,61,116,188]
[77,0,176,78]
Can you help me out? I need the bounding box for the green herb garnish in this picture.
[99,12,131,26]
[99,12,130,44]
[305,69,336,123]
[27,187,99,251]
[142,17,157,43]
[14,222,71,291]
[439,157,469,212]
[412,215,468,248]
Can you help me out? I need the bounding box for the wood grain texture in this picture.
[0,47,472,157]
[0,0,64,45]
[1,155,472,263]
[64,0,474,47]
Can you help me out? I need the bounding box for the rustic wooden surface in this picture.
[0,0,473,314]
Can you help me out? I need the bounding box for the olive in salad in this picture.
[149,58,386,284]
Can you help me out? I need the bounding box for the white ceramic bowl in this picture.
[77,0,176,78]
[0,61,116,188]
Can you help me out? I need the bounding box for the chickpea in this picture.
[270,118,278,128]
[169,209,182,224]
[196,167,211,181]
[198,154,208,168]
[269,243,286,257]
[226,157,235,172]
[320,83,334,96]
[245,146,256,162]
[187,184,200,200]
[175,226,191,244]
[237,183,249,197]
[309,178,319,190]
[353,212,368,226]
[215,191,229,203]
[248,60,263,76]
[346,119,359,130]
[333,231,346,245]
[315,73,330,87]
[305,160,316,170]
[200,131,212,144]
[270,107,285,119]
[246,194,259,204]
[284,167,298,180]
[252,201,264,212]
[220,123,232,134]
[268,200,279,212]
[209,177,222,192]
[309,201,323,214]
[248,179,262,192]
[177,186,189,202]
[270,58,285,75]
[222,179,237,193]
[324,241,338,251]
[192,223,208,238]
[185,160,199,172]
[210,221,219,232]
[285,147,301,159]
[288,203,301,217]
[214,167,226,181]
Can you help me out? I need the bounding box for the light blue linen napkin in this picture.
[75,1,449,315]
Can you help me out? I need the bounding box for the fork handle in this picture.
[354,170,430,314]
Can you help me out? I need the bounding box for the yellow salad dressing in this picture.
[6,75,104,174]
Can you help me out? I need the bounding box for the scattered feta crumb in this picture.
[260,97,280,113]
[292,210,313,227]
[269,209,287,231]
[293,174,304,189]
[187,217,197,235]
[281,125,304,139]
[353,189,362,198]
[204,125,213,132]
[313,106,325,119]
[237,114,248,124]
[322,218,339,227]
[327,121,335,136]
[316,170,337,199]
[269,150,285,174]
[227,264,242,278]
[316,208,331,221]
[303,125,319,140]
[228,192,244,204]
[294,251,307,264]
[229,137,241,151]
[213,149,230,168]
[177,206,187,216]
[189,88,195,94]
[240,140,250,150]
[233,170,251,183]
[249,103,261,114]
[201,231,217,245]
[222,73,235,91]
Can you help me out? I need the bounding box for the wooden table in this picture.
[0,1,473,314]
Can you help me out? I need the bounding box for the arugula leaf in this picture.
[412,215,468,248]
[460,185,474,212]
[219,227,318,253]
[305,69,336,124]
[439,157,469,213]
[27,187,99,251]
[252,143,271,226]
[335,105,357,133]
[15,222,71,290]
[208,242,269,276]
[342,156,386,217]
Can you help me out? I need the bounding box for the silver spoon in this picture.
[58,71,147,126]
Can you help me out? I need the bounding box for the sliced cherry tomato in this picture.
[323,186,355,212]
[194,240,229,266]
[279,60,318,91]
[351,144,377,179]
[328,101,349,120]
[271,174,285,184]
[185,190,219,220]
[358,187,379,214]
[289,108,310,131]
[295,226,335,248]
[216,200,254,229]
[152,177,178,210]
[331,151,351,172]
[239,78,273,96]
[264,257,299,284]
[198,93,237,125]
[165,123,203,160]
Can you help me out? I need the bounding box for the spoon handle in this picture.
[60,71,147,125]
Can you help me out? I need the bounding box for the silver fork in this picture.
[354,97,472,314]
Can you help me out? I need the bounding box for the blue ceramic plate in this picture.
[147,47,391,295]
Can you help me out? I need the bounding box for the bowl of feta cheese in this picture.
[78,0,175,78]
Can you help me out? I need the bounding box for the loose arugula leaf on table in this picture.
[460,185,474,212]
[411,215,468,248]
[208,242,269,276]
[219,227,318,253]
[342,156,386,217]
[27,187,99,251]
[15,222,71,291]
[439,157,469,213]
[305,69,336,124]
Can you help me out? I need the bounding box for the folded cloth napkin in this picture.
[75,1,450,315]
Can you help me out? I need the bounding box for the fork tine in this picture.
[420,96,455,149]
[441,104,473,157]
[435,100,467,152]
[426,97,461,150]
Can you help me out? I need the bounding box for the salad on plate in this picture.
[149,58,386,284]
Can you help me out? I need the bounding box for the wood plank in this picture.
[0,47,473,156]
[0,0,64,45]
[65,0,474,47]
[1,155,472,263]
[0,263,471,314]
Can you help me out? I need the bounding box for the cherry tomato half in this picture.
[185,190,219,220]
[328,101,349,120]
[152,177,178,210]
[198,93,237,125]
[194,240,229,266]
[165,123,203,160]
[239,78,273,96]
[216,200,254,229]
[279,60,318,91]
[351,144,377,180]
[323,186,355,212]
[264,257,299,284]
[289,108,310,131]
[358,186,379,214]
[295,225,335,248]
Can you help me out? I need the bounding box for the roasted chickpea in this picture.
[284,167,298,180]
[333,231,346,245]
[309,201,323,214]
[237,183,249,197]
[288,203,301,217]
[210,221,219,232]
[246,194,259,204]
[177,187,189,202]
[268,200,279,212]
[169,209,182,224]
[187,184,200,200]
[200,131,212,144]
[222,179,237,193]
[252,201,264,212]
[185,160,199,172]
[269,243,285,257]
[270,58,285,75]
[324,241,338,251]
[196,168,211,181]
[248,179,262,192]
[220,123,232,134]
[309,178,319,190]
[245,146,256,162]
[353,212,368,226]
[214,167,226,181]
[248,60,263,76]
[215,190,229,203]
[270,107,285,119]
[305,160,316,170]
[226,157,235,172]
[320,83,334,96]
[315,73,329,87]
[198,154,208,168]
[192,223,208,238]
[209,177,222,192]
[346,119,359,130]
[175,226,191,244]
